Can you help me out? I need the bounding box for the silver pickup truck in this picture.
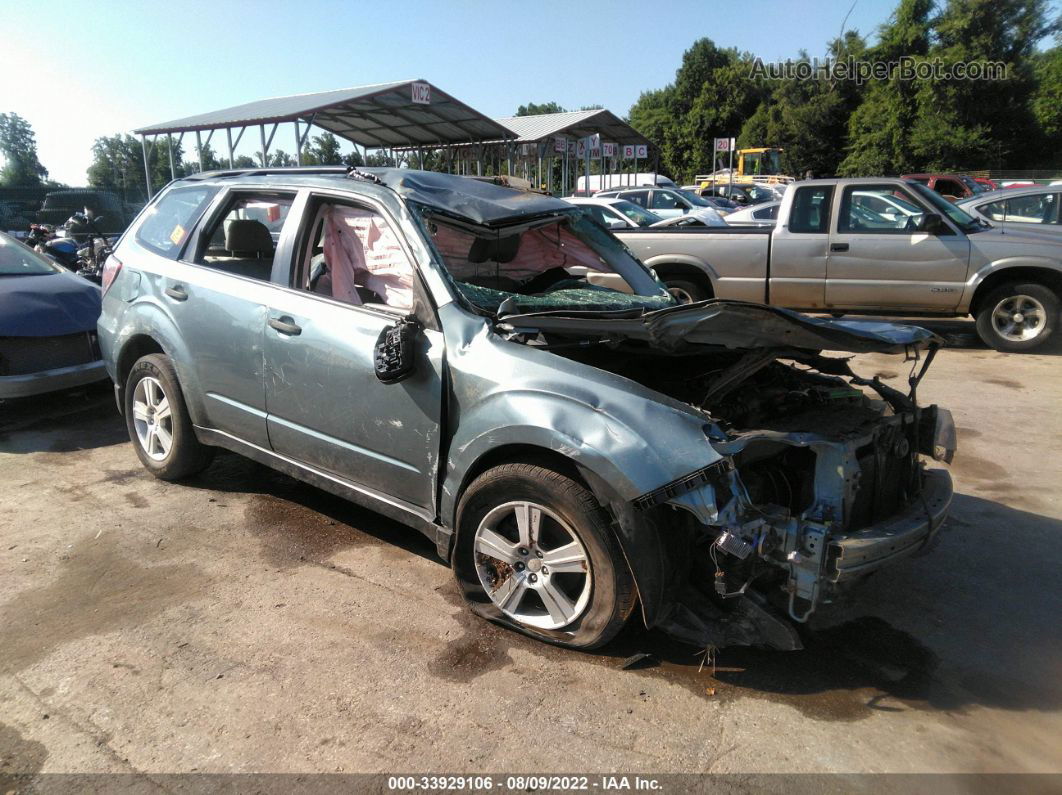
[615,177,1062,351]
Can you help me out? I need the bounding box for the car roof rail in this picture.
[181,166,349,182]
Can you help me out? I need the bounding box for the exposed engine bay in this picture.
[499,306,957,650]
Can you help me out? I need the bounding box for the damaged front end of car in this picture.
[498,300,956,651]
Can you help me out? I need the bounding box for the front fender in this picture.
[962,255,1062,310]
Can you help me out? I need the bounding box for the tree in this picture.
[183,142,224,173]
[0,112,48,186]
[515,101,567,116]
[839,0,934,175]
[301,131,344,165]
[739,32,868,177]
[1030,44,1062,164]
[88,133,182,200]
[629,39,766,180]
[908,0,1057,170]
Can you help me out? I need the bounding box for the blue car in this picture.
[0,231,106,398]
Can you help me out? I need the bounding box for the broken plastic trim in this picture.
[633,459,733,511]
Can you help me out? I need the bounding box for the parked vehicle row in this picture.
[0,231,106,398]
[613,177,1062,351]
[96,166,955,652]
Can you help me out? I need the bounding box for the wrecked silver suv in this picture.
[98,167,955,651]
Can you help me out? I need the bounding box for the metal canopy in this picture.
[495,109,651,146]
[134,79,513,148]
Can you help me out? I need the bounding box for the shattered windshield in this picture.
[419,207,673,315]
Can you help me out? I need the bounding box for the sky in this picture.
[1,0,926,184]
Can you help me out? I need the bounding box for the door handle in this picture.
[164,284,188,301]
[268,316,302,336]
[830,243,849,252]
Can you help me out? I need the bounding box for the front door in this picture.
[262,194,443,514]
[825,183,971,311]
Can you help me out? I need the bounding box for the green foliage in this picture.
[88,133,181,200]
[625,1,1060,180]
[1031,45,1062,162]
[0,112,49,186]
[515,101,567,116]
[300,132,345,165]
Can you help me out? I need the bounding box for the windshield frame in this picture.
[0,234,63,276]
[610,200,662,227]
[413,204,672,318]
[908,182,982,232]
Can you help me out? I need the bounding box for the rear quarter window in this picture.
[134,186,218,259]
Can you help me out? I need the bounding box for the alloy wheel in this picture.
[991,294,1047,342]
[131,376,173,461]
[473,501,592,630]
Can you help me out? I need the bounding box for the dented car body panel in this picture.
[99,168,955,651]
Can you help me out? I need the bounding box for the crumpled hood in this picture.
[0,272,101,337]
[502,299,942,354]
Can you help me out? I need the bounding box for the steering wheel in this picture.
[518,266,576,295]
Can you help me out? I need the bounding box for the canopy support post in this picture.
[196,130,204,172]
[141,134,153,201]
[167,134,176,181]
[226,128,235,168]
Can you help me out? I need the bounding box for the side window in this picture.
[134,186,217,259]
[933,179,963,198]
[621,190,649,208]
[980,195,1057,224]
[192,192,295,281]
[298,202,415,312]
[788,186,832,234]
[754,205,779,220]
[650,191,682,210]
[839,185,925,233]
[580,205,612,228]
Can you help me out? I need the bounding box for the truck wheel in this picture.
[455,463,636,649]
[124,353,214,480]
[663,278,710,304]
[975,283,1058,352]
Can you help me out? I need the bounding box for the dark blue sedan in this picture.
[0,231,106,398]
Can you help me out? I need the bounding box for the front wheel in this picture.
[455,463,636,649]
[975,283,1059,352]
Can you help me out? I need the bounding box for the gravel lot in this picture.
[2,318,1061,778]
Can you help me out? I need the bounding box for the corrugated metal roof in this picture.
[495,109,651,146]
[134,80,514,148]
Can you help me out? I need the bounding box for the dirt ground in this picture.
[1,317,1061,778]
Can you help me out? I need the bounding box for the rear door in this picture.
[262,191,444,515]
[825,183,970,311]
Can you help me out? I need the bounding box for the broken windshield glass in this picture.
[417,206,672,315]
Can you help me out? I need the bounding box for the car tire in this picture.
[663,277,710,304]
[124,353,214,480]
[975,282,1059,352]
[455,463,636,650]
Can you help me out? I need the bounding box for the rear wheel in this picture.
[455,463,636,649]
[975,282,1058,352]
[662,277,710,304]
[124,353,214,480]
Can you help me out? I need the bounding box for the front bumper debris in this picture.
[828,468,953,581]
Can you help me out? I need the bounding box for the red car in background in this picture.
[901,173,979,200]
[973,177,999,191]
